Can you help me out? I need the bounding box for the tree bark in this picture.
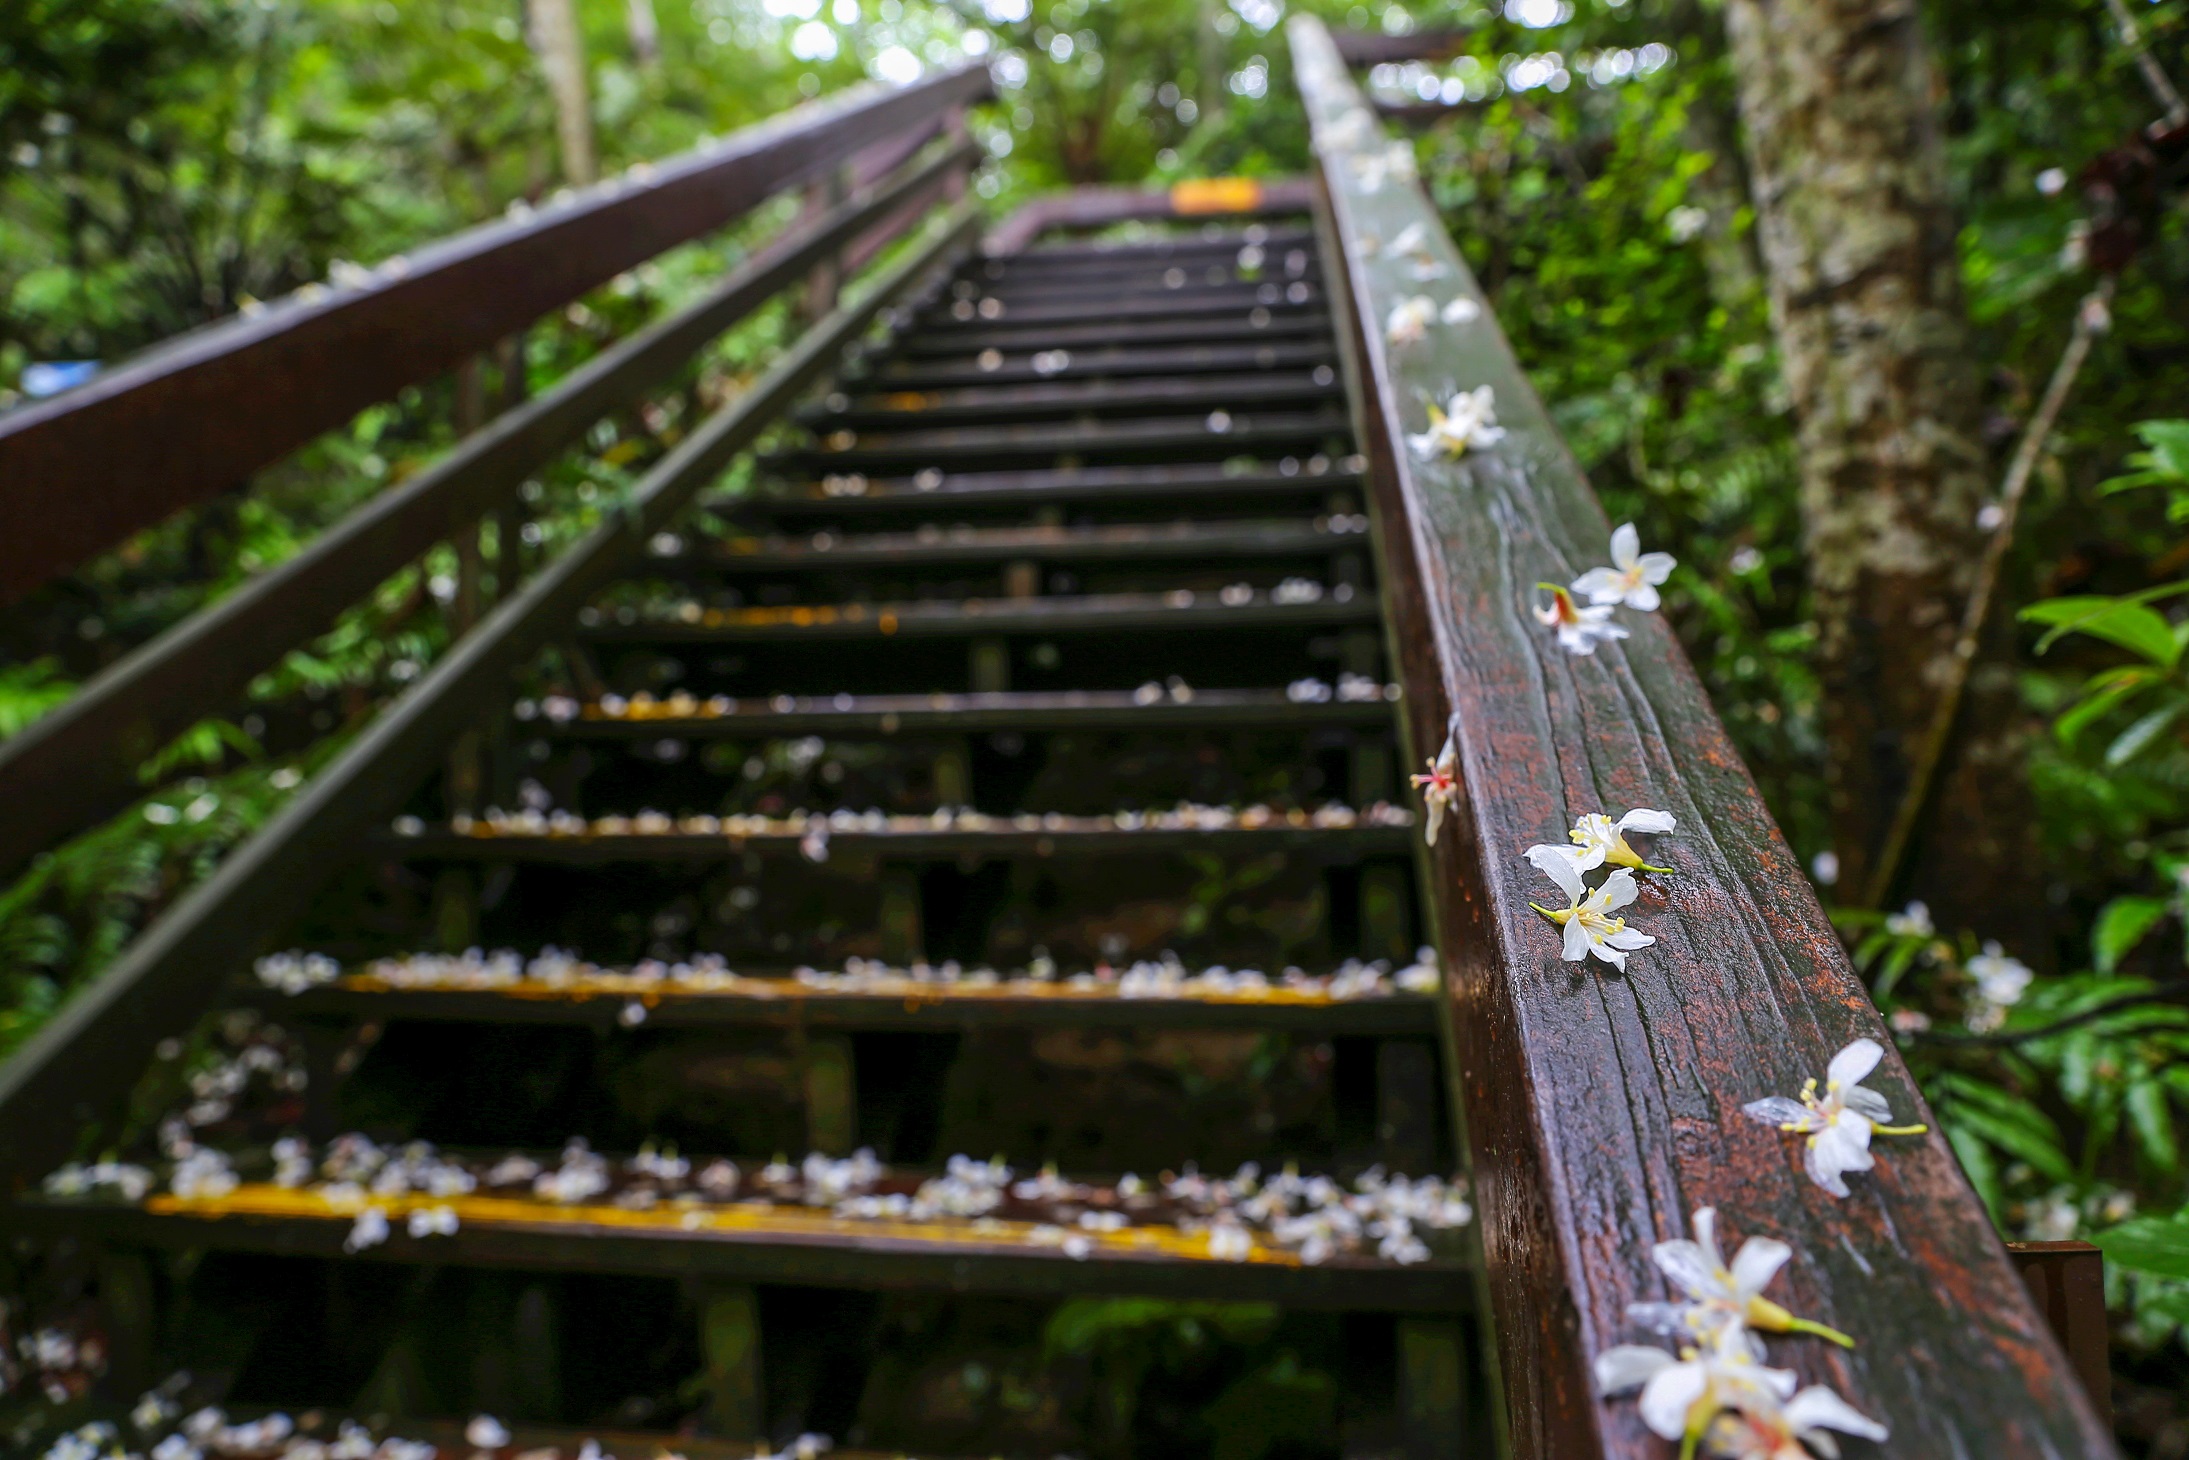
[1722,0,2048,946]
[527,0,598,186]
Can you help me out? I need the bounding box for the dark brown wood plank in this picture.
[0,207,982,1200]
[766,408,1353,473]
[376,820,1415,862]
[889,313,1333,356]
[0,66,989,605]
[797,372,1340,430]
[534,686,1391,736]
[577,589,1380,642]
[16,1191,1469,1311]
[716,461,1366,518]
[860,341,1336,390]
[660,518,1354,571]
[982,183,1317,255]
[0,141,980,887]
[916,288,1322,328]
[1329,28,1470,64]
[1289,14,2114,1458]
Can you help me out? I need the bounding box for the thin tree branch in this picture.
[2101,0,2189,129]
[1858,280,2115,910]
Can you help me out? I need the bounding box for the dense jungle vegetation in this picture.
[7,0,2189,1447]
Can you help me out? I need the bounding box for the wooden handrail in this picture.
[0,136,979,888]
[0,64,991,605]
[1330,28,1470,65]
[1288,15,2116,1458]
[0,200,983,1199]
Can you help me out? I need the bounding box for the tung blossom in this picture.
[1534,583,1629,657]
[1883,901,1933,939]
[1573,523,1677,611]
[1629,1207,1853,1353]
[1701,1387,1889,1460]
[1408,385,1506,460]
[1526,851,1654,970]
[1441,296,1481,324]
[1968,941,2033,1007]
[1594,1332,1798,1458]
[1533,807,1677,876]
[1743,1038,1928,1198]
[1411,734,1460,846]
[1386,295,1437,347]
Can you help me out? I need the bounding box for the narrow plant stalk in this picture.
[1859,282,2114,910]
[2102,0,2189,127]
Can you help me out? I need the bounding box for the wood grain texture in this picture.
[1288,15,2115,1458]
[0,66,989,604]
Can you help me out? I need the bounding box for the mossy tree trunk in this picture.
[1723,0,2047,946]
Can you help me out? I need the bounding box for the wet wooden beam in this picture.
[577,589,1380,642]
[1290,14,2115,1456]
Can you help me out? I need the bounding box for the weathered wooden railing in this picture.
[0,75,987,1193]
[0,66,987,888]
[1288,15,2116,1458]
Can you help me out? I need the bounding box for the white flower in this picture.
[1208,1224,1253,1261]
[1968,941,2033,1007]
[1526,854,1654,970]
[1666,205,1710,243]
[1702,1385,1889,1460]
[1883,900,1933,938]
[1572,524,1677,611]
[1743,1039,1928,1198]
[465,1415,511,1449]
[407,1205,460,1238]
[1628,1207,1853,1354]
[1533,584,1629,656]
[1410,734,1460,846]
[1594,1334,1798,1453]
[1441,296,1481,325]
[344,1208,390,1252]
[1531,807,1677,876]
[1386,295,1437,346]
[1408,385,1506,459]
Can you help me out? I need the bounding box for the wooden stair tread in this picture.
[856,340,1334,389]
[795,371,1340,429]
[657,517,1360,570]
[714,461,1364,516]
[576,588,1377,640]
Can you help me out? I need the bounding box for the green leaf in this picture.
[2129,1077,2182,1172]
[1934,1074,2074,1181]
[2021,596,2186,666]
[2055,667,2164,747]
[1945,1120,2005,1223]
[2098,1215,2189,1280]
[2094,897,2172,972]
[2109,700,2189,766]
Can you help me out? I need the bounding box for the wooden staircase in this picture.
[13,224,1488,1459]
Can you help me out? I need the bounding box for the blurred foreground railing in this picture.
[0,74,986,1194]
[1290,14,2116,1458]
[0,68,986,888]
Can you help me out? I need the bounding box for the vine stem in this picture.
[1858,281,2115,911]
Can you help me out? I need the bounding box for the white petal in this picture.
[1624,583,1662,612]
[1593,868,1641,913]
[1841,1086,1893,1124]
[1651,1239,1726,1301]
[1592,1345,1674,1397]
[1616,808,1677,835]
[1785,1386,1889,1442]
[1826,1038,1883,1088]
[1603,926,1655,950]
[1610,522,1641,571]
[1636,1361,1706,1441]
[1572,567,1626,606]
[1525,843,1587,901]
[1805,1126,1870,1198]
[1590,939,1630,971]
[1743,1097,1816,1130]
[1728,1236,1792,1298]
[1638,551,1677,584]
[1562,916,1593,963]
[1690,1206,1722,1269]
[1624,1300,1694,1336]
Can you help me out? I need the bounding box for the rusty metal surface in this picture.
[0,65,990,604]
[0,140,979,888]
[1291,14,2116,1458]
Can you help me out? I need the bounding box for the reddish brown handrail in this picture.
[0,64,988,606]
[1290,15,2116,1458]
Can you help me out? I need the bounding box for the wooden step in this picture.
[917,286,1321,328]
[652,518,1363,573]
[378,806,1417,862]
[252,951,1439,1033]
[577,587,1378,642]
[713,461,1366,520]
[890,312,1331,356]
[969,271,1322,307]
[796,370,1341,430]
[25,1153,1472,1311]
[769,409,1353,473]
[525,686,1392,738]
[855,339,1335,390]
